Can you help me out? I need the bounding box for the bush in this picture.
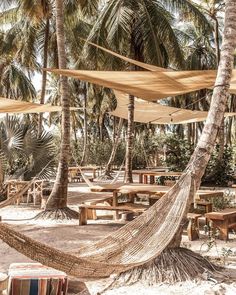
[203,145,235,186]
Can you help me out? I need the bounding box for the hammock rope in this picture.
[0,171,194,278]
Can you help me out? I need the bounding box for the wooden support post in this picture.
[79,207,87,225]
[113,192,119,219]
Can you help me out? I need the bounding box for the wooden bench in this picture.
[78,203,147,225]
[205,208,236,240]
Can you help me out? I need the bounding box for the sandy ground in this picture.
[0,180,236,295]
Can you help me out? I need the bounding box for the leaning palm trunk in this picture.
[101,117,123,179]
[124,95,134,183]
[80,91,88,166]
[43,0,77,219]
[38,17,50,136]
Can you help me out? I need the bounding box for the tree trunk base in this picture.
[103,248,222,291]
[34,207,79,220]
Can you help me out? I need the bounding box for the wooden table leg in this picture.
[79,207,87,225]
[129,193,135,203]
[139,174,143,184]
[218,220,229,241]
[150,175,155,184]
[113,191,119,219]
[144,175,148,184]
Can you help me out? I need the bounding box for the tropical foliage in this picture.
[0,117,57,184]
[0,0,235,189]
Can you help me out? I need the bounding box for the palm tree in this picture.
[82,0,211,183]
[168,0,236,248]
[0,0,98,134]
[39,0,77,219]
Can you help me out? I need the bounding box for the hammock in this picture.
[79,163,124,187]
[0,171,194,278]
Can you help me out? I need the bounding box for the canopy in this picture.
[110,91,236,124]
[45,68,236,101]
[0,97,77,114]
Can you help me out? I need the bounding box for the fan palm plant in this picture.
[0,116,57,188]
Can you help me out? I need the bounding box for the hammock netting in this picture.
[0,171,194,278]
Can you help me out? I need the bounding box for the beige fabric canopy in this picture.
[111,91,236,124]
[0,97,77,114]
[45,68,236,101]
[79,38,167,72]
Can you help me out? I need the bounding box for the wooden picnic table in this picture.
[90,183,224,207]
[68,166,100,179]
[205,208,236,240]
[132,170,183,184]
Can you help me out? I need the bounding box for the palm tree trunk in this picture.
[103,117,123,177]
[124,95,134,183]
[44,0,77,218]
[80,91,88,166]
[214,16,225,161]
[38,17,50,136]
[169,0,236,247]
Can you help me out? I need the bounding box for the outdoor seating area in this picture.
[1,1,236,295]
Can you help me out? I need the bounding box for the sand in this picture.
[0,182,236,295]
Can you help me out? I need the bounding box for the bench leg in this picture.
[79,207,87,225]
[187,218,200,241]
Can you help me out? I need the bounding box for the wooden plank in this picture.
[205,208,236,220]
[78,204,147,212]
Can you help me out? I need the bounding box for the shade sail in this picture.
[80,38,167,72]
[0,97,77,114]
[45,68,236,101]
[110,91,236,124]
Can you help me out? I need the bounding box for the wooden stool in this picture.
[187,213,202,241]
[195,200,213,213]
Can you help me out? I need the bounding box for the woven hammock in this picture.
[0,171,194,278]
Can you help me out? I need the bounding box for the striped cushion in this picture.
[8,263,68,295]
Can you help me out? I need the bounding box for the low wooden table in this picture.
[205,208,236,240]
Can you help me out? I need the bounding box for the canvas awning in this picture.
[110,91,236,124]
[0,97,77,114]
[45,68,236,101]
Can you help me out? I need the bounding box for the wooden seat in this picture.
[205,208,236,240]
[27,180,44,205]
[6,180,29,205]
[195,200,213,213]
[78,203,147,225]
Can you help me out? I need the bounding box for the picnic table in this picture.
[68,166,100,180]
[132,170,182,184]
[205,208,236,240]
[90,183,223,207]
